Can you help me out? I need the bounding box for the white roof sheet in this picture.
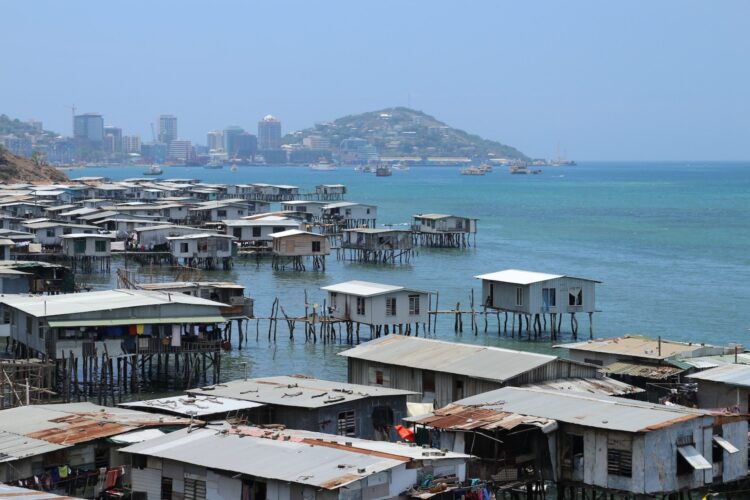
[188,375,414,409]
[270,229,320,238]
[474,269,563,285]
[321,280,404,297]
[0,289,226,318]
[120,424,462,490]
[338,336,570,383]
[686,364,750,388]
[452,387,713,433]
[120,394,265,417]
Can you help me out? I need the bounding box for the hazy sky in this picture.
[1,1,748,160]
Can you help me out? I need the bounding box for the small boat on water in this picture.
[230,165,238,172]
[355,165,374,173]
[460,166,485,176]
[143,164,163,176]
[310,158,337,171]
[205,158,224,169]
[478,163,492,173]
[375,165,392,177]
[509,164,542,175]
[392,162,410,171]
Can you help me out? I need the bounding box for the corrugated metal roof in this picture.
[47,315,226,328]
[0,402,190,460]
[338,336,561,383]
[416,405,554,431]
[120,394,265,417]
[681,353,750,369]
[474,269,563,285]
[0,483,84,499]
[686,364,750,388]
[188,375,415,409]
[601,361,685,380]
[121,424,463,490]
[555,335,720,360]
[443,387,716,433]
[0,289,227,318]
[521,377,645,396]
[321,280,405,297]
[166,233,236,240]
[270,229,321,238]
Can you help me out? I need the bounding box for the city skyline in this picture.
[2,1,749,160]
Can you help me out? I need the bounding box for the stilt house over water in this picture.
[412,387,748,497]
[339,335,600,408]
[476,269,600,338]
[412,213,478,248]
[270,229,329,270]
[321,281,430,335]
[339,228,414,263]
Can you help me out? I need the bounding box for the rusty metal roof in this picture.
[601,361,685,380]
[417,404,554,431]
[0,402,191,458]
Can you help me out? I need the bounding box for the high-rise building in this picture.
[103,126,123,154]
[303,135,330,150]
[73,113,104,144]
[207,130,224,152]
[223,126,245,157]
[258,114,282,150]
[122,135,141,154]
[157,114,178,144]
[236,132,258,159]
[167,140,193,162]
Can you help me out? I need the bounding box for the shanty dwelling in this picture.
[93,218,165,239]
[224,217,303,249]
[339,335,600,408]
[340,228,414,264]
[249,183,300,201]
[120,424,469,500]
[476,269,600,339]
[686,364,750,412]
[0,402,190,497]
[187,199,251,224]
[556,336,735,402]
[133,224,214,250]
[0,201,48,218]
[23,221,99,247]
[154,203,189,223]
[270,229,330,270]
[315,183,347,200]
[322,281,430,339]
[167,233,235,270]
[412,387,748,498]
[0,260,74,294]
[280,200,328,220]
[1,289,231,398]
[320,201,377,233]
[412,213,478,248]
[186,375,415,440]
[59,233,114,272]
[0,228,36,244]
[86,183,128,200]
[56,206,101,223]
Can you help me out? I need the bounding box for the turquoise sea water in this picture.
[74,162,750,381]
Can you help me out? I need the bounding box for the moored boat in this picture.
[143,164,163,176]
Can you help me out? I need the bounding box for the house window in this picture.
[356,297,365,315]
[238,210,244,216]
[160,477,173,500]
[542,287,556,308]
[74,239,85,254]
[375,370,384,385]
[337,410,356,436]
[454,380,464,400]
[330,292,337,309]
[422,371,435,394]
[515,287,523,306]
[217,209,227,217]
[95,240,106,252]
[409,294,420,315]
[46,229,55,237]
[569,287,583,306]
[180,242,189,253]
[184,477,206,500]
[272,226,284,233]
[252,226,261,237]
[607,449,633,477]
[386,297,397,316]
[312,240,321,252]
